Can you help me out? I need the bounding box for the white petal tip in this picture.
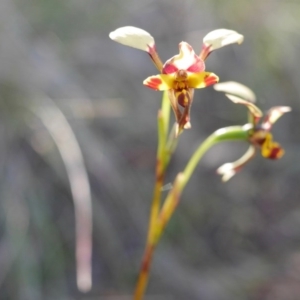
[214,81,256,102]
[216,165,235,182]
[282,106,292,112]
[109,26,155,52]
[184,121,192,129]
[203,29,244,51]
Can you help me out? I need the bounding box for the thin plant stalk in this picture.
[134,92,173,300]
[157,126,249,241]
[134,124,249,300]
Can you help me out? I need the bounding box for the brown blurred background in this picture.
[1,0,300,299]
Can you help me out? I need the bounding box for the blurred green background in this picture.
[1,0,300,299]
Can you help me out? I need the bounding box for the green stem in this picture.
[181,126,249,189]
[156,125,249,242]
[133,91,173,300]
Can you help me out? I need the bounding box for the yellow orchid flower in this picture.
[110,27,244,134]
[214,82,291,181]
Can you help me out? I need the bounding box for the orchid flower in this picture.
[109,26,244,135]
[214,82,291,181]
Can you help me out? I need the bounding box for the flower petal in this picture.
[225,94,263,121]
[217,146,256,182]
[187,72,219,88]
[109,26,155,52]
[168,90,182,125]
[214,81,256,102]
[162,42,205,74]
[261,134,285,159]
[203,29,244,51]
[200,29,244,60]
[143,74,174,91]
[261,106,291,131]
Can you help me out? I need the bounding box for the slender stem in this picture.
[161,91,171,136]
[134,92,173,300]
[134,130,214,300]
[134,105,250,300]
[156,126,249,242]
[133,149,167,300]
[134,130,213,298]
[133,243,155,300]
[155,173,184,242]
[180,134,218,189]
[155,135,217,242]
